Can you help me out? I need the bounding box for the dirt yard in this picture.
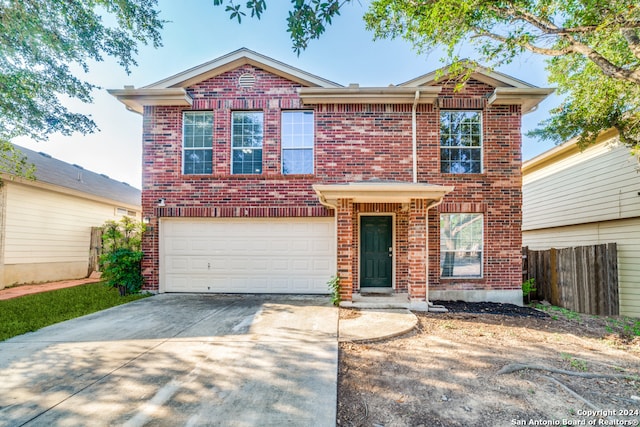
[337,302,640,427]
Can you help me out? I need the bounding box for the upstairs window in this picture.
[182,111,213,175]
[232,111,263,174]
[440,213,483,278]
[281,111,314,174]
[440,111,482,174]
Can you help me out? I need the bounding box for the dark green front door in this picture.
[360,216,393,287]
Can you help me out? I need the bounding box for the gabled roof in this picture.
[145,48,342,89]
[110,49,552,113]
[3,144,141,208]
[397,63,554,114]
[399,63,536,88]
[109,48,342,113]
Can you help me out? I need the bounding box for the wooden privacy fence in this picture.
[522,243,619,316]
[88,227,103,275]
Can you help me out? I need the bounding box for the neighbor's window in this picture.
[182,111,213,175]
[440,213,483,278]
[440,111,482,173]
[115,207,136,217]
[232,111,263,174]
[281,111,314,174]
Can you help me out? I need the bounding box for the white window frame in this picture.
[281,110,314,175]
[440,213,484,278]
[182,111,213,175]
[440,110,483,174]
[231,111,264,175]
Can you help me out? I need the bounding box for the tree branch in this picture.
[497,363,640,381]
[486,3,559,34]
[570,40,640,84]
[476,29,640,84]
[474,31,573,56]
[621,28,640,60]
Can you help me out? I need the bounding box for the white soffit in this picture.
[488,87,556,114]
[107,88,192,114]
[313,182,454,206]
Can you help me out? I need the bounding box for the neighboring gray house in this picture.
[0,145,141,289]
[522,130,640,317]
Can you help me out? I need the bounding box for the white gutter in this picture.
[412,90,420,183]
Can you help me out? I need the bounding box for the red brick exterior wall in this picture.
[140,64,522,298]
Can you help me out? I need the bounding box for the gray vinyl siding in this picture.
[523,142,640,231]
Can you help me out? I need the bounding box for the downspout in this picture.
[315,192,340,289]
[412,90,420,183]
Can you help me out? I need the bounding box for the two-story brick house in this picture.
[110,48,552,308]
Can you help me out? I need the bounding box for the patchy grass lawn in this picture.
[0,283,150,341]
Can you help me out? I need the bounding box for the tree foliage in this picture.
[0,0,164,174]
[213,0,345,53]
[216,0,640,154]
[0,141,35,179]
[363,0,640,153]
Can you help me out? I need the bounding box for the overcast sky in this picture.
[15,0,561,189]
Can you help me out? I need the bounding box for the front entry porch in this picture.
[313,182,453,311]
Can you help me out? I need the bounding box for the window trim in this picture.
[182,110,213,175]
[115,207,137,217]
[281,110,314,175]
[439,110,483,174]
[231,110,264,175]
[440,213,484,279]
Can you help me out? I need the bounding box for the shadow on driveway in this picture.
[0,294,338,426]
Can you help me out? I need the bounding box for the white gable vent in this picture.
[238,73,256,88]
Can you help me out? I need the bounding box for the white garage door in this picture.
[160,217,336,294]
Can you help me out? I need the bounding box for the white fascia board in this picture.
[107,88,192,114]
[400,64,539,89]
[142,48,342,89]
[487,87,555,113]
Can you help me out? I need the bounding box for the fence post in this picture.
[522,246,529,284]
[88,227,103,276]
[607,243,619,316]
[549,248,559,306]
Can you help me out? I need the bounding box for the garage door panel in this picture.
[313,259,332,271]
[161,218,335,294]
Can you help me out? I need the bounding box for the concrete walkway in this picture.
[0,277,101,300]
[0,294,338,427]
[339,309,418,342]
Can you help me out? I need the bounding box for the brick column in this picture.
[141,213,159,291]
[408,199,428,301]
[336,198,354,301]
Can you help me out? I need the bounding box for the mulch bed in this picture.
[433,300,549,318]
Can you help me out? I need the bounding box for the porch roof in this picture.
[312,182,454,207]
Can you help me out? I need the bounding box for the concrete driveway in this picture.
[0,294,338,427]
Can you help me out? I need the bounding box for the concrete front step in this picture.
[341,293,448,312]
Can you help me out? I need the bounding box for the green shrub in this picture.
[99,217,146,295]
[327,275,341,307]
[522,278,537,303]
[100,248,144,295]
